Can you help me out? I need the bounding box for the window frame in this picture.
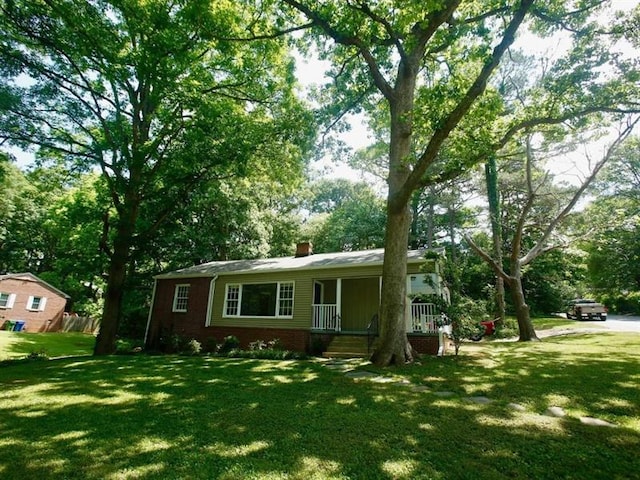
[27,295,47,311]
[223,281,295,319]
[0,292,16,309]
[172,284,190,313]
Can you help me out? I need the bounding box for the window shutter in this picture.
[7,294,16,309]
[27,296,34,310]
[39,297,47,311]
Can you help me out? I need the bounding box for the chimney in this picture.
[295,241,313,258]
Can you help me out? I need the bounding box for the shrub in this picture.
[181,339,202,356]
[219,335,240,354]
[115,338,144,354]
[26,349,49,361]
[493,317,518,339]
[203,337,218,354]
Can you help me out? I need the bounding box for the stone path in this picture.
[320,358,618,428]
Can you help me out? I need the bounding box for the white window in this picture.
[27,296,47,311]
[0,292,16,309]
[172,284,190,312]
[224,282,294,318]
[407,274,437,296]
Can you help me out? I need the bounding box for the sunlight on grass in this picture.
[0,333,638,479]
[296,456,344,480]
[107,463,165,480]
[206,440,271,458]
[381,458,418,478]
[476,413,566,433]
[133,437,172,453]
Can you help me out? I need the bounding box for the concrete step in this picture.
[323,335,377,358]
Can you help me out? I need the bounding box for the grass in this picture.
[0,331,96,360]
[0,330,639,479]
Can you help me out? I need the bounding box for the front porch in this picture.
[311,274,443,335]
[313,302,443,334]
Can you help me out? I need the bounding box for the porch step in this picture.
[323,335,377,358]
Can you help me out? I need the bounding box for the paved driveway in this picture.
[563,314,640,333]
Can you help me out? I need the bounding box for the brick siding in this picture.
[0,277,68,332]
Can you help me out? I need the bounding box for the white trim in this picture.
[0,292,16,309]
[27,295,46,311]
[144,279,158,346]
[172,284,190,312]
[336,278,342,319]
[205,275,218,327]
[222,281,295,319]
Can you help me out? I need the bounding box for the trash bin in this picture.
[14,320,26,332]
[5,320,16,331]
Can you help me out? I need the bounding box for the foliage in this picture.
[218,335,241,354]
[581,137,640,304]
[114,338,144,355]
[0,0,315,354]
[303,179,386,253]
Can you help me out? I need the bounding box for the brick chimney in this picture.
[295,241,313,258]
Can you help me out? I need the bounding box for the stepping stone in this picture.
[545,406,567,418]
[466,396,492,404]
[579,417,617,428]
[411,385,430,392]
[369,376,396,384]
[345,371,377,379]
[433,391,455,397]
[508,403,527,412]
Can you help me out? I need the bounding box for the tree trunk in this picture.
[485,157,505,324]
[509,267,538,341]
[370,202,416,366]
[94,202,138,355]
[370,60,418,367]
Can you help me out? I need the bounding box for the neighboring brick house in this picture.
[0,273,70,332]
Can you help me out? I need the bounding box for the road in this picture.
[567,314,640,333]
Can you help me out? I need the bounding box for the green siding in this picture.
[209,261,431,330]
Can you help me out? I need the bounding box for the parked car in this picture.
[565,299,607,321]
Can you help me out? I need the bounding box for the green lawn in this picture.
[0,331,96,360]
[0,332,638,479]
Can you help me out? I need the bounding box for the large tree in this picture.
[0,0,313,354]
[467,120,639,340]
[274,1,638,365]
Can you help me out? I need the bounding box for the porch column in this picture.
[336,278,342,331]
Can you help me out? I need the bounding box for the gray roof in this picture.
[0,273,71,299]
[155,248,435,280]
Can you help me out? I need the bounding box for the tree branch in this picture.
[401,0,535,205]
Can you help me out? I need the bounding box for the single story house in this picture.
[0,273,70,332]
[144,243,449,355]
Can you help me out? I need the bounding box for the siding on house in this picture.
[0,274,69,332]
[146,248,441,352]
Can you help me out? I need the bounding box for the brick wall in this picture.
[0,277,68,332]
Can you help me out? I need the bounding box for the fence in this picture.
[62,315,100,334]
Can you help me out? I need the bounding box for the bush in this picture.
[115,338,144,354]
[224,348,306,360]
[181,339,202,356]
[492,317,518,339]
[203,337,218,354]
[219,335,240,354]
[447,296,489,355]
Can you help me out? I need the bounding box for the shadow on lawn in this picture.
[0,343,638,479]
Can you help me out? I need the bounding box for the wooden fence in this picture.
[61,315,100,334]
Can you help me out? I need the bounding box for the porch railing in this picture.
[312,304,340,331]
[410,303,443,333]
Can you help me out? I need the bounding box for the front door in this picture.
[340,277,379,332]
